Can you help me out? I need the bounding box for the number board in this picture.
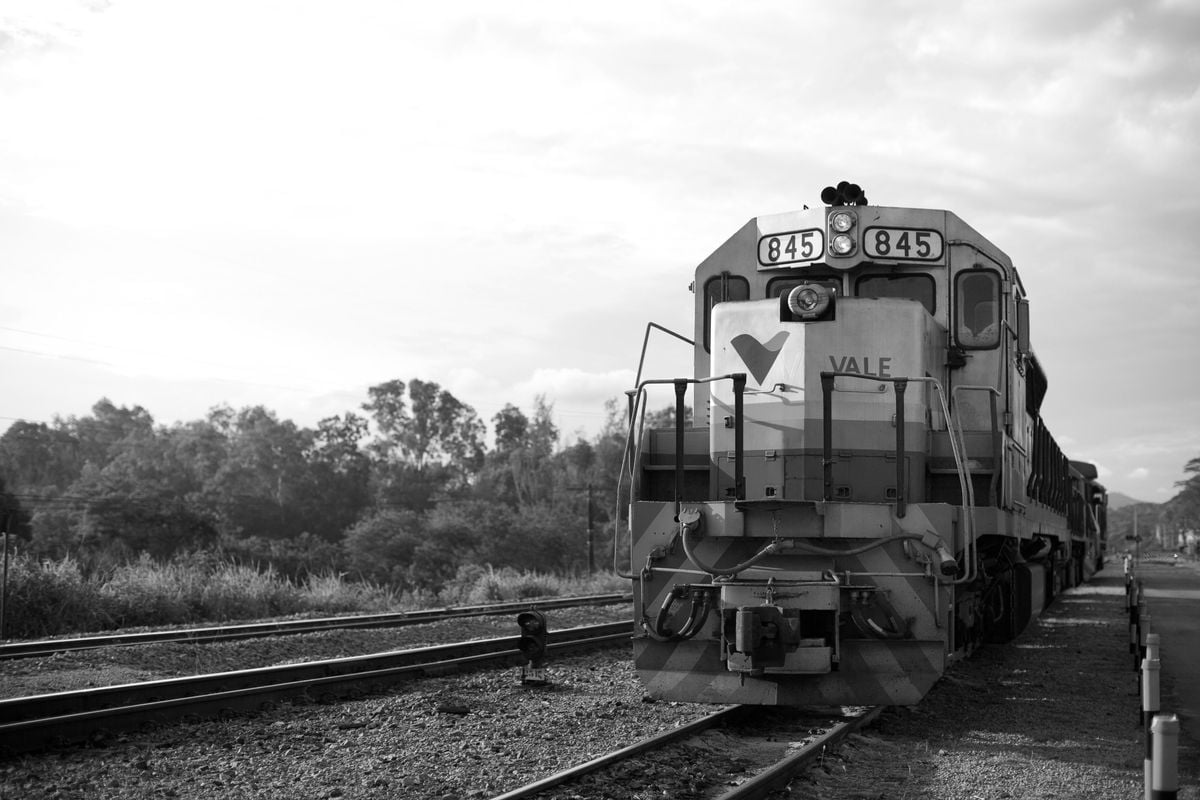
[757,229,825,267]
[863,227,944,261]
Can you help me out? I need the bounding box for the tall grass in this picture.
[1,554,109,637]
[0,548,627,639]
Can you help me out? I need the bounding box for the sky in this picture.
[1,0,1198,502]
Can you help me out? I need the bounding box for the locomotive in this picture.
[619,182,1107,706]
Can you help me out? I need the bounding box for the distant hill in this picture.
[1108,491,1148,511]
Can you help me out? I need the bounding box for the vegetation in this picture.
[1105,455,1200,556]
[0,550,625,639]
[0,380,637,635]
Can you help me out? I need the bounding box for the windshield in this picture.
[855,274,936,315]
[956,271,1001,348]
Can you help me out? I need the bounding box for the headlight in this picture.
[787,284,831,319]
[831,234,855,255]
[830,211,855,232]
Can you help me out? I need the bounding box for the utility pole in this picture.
[568,484,614,574]
[1,512,9,641]
[1134,506,1140,565]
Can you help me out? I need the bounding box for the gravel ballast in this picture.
[2,569,1197,799]
[0,605,633,699]
[786,563,1200,799]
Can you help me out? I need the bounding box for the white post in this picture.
[1151,713,1179,800]
[1141,635,1160,800]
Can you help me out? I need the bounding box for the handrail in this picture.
[951,385,1003,508]
[821,371,978,585]
[634,322,694,392]
[614,372,746,578]
[819,371,909,518]
[613,323,697,579]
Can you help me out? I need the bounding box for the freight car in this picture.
[619,182,1107,706]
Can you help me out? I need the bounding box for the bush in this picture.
[441,565,564,605]
[99,554,194,627]
[299,571,399,614]
[0,550,109,637]
[196,562,303,620]
[341,510,423,586]
[99,553,304,626]
[0,542,631,638]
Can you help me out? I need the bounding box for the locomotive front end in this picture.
[626,185,969,706]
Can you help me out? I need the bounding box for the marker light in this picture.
[787,284,831,319]
[830,211,855,232]
[831,234,855,256]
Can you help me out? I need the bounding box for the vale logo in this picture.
[730,331,789,384]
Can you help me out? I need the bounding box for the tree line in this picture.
[0,379,635,595]
[1151,454,1200,544]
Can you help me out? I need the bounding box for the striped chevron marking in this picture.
[634,638,944,706]
[632,501,953,705]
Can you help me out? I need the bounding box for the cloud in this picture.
[2,0,1198,498]
[516,367,631,408]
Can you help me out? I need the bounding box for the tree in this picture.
[208,407,313,540]
[0,420,83,493]
[1176,456,1200,497]
[302,413,372,541]
[508,396,559,508]
[0,474,28,540]
[68,434,218,562]
[311,414,369,474]
[492,404,528,453]
[395,379,485,475]
[1168,455,1200,535]
[362,379,487,509]
[643,403,694,430]
[362,380,409,463]
[67,399,155,471]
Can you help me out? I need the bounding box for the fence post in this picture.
[1151,713,1179,800]
[1141,638,1160,799]
[1135,609,1151,671]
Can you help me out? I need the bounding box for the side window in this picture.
[955,271,1001,349]
[703,273,750,351]
[855,274,936,315]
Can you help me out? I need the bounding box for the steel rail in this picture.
[0,592,632,661]
[490,706,745,800]
[0,622,631,756]
[714,705,884,800]
[488,704,883,800]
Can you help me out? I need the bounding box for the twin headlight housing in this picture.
[828,210,856,257]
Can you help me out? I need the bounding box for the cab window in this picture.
[855,274,936,315]
[703,273,750,351]
[955,271,1001,349]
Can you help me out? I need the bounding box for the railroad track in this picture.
[491,704,883,800]
[0,621,631,756]
[0,592,631,660]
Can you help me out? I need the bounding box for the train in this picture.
[618,182,1107,706]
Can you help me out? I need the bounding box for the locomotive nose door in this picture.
[710,299,807,501]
